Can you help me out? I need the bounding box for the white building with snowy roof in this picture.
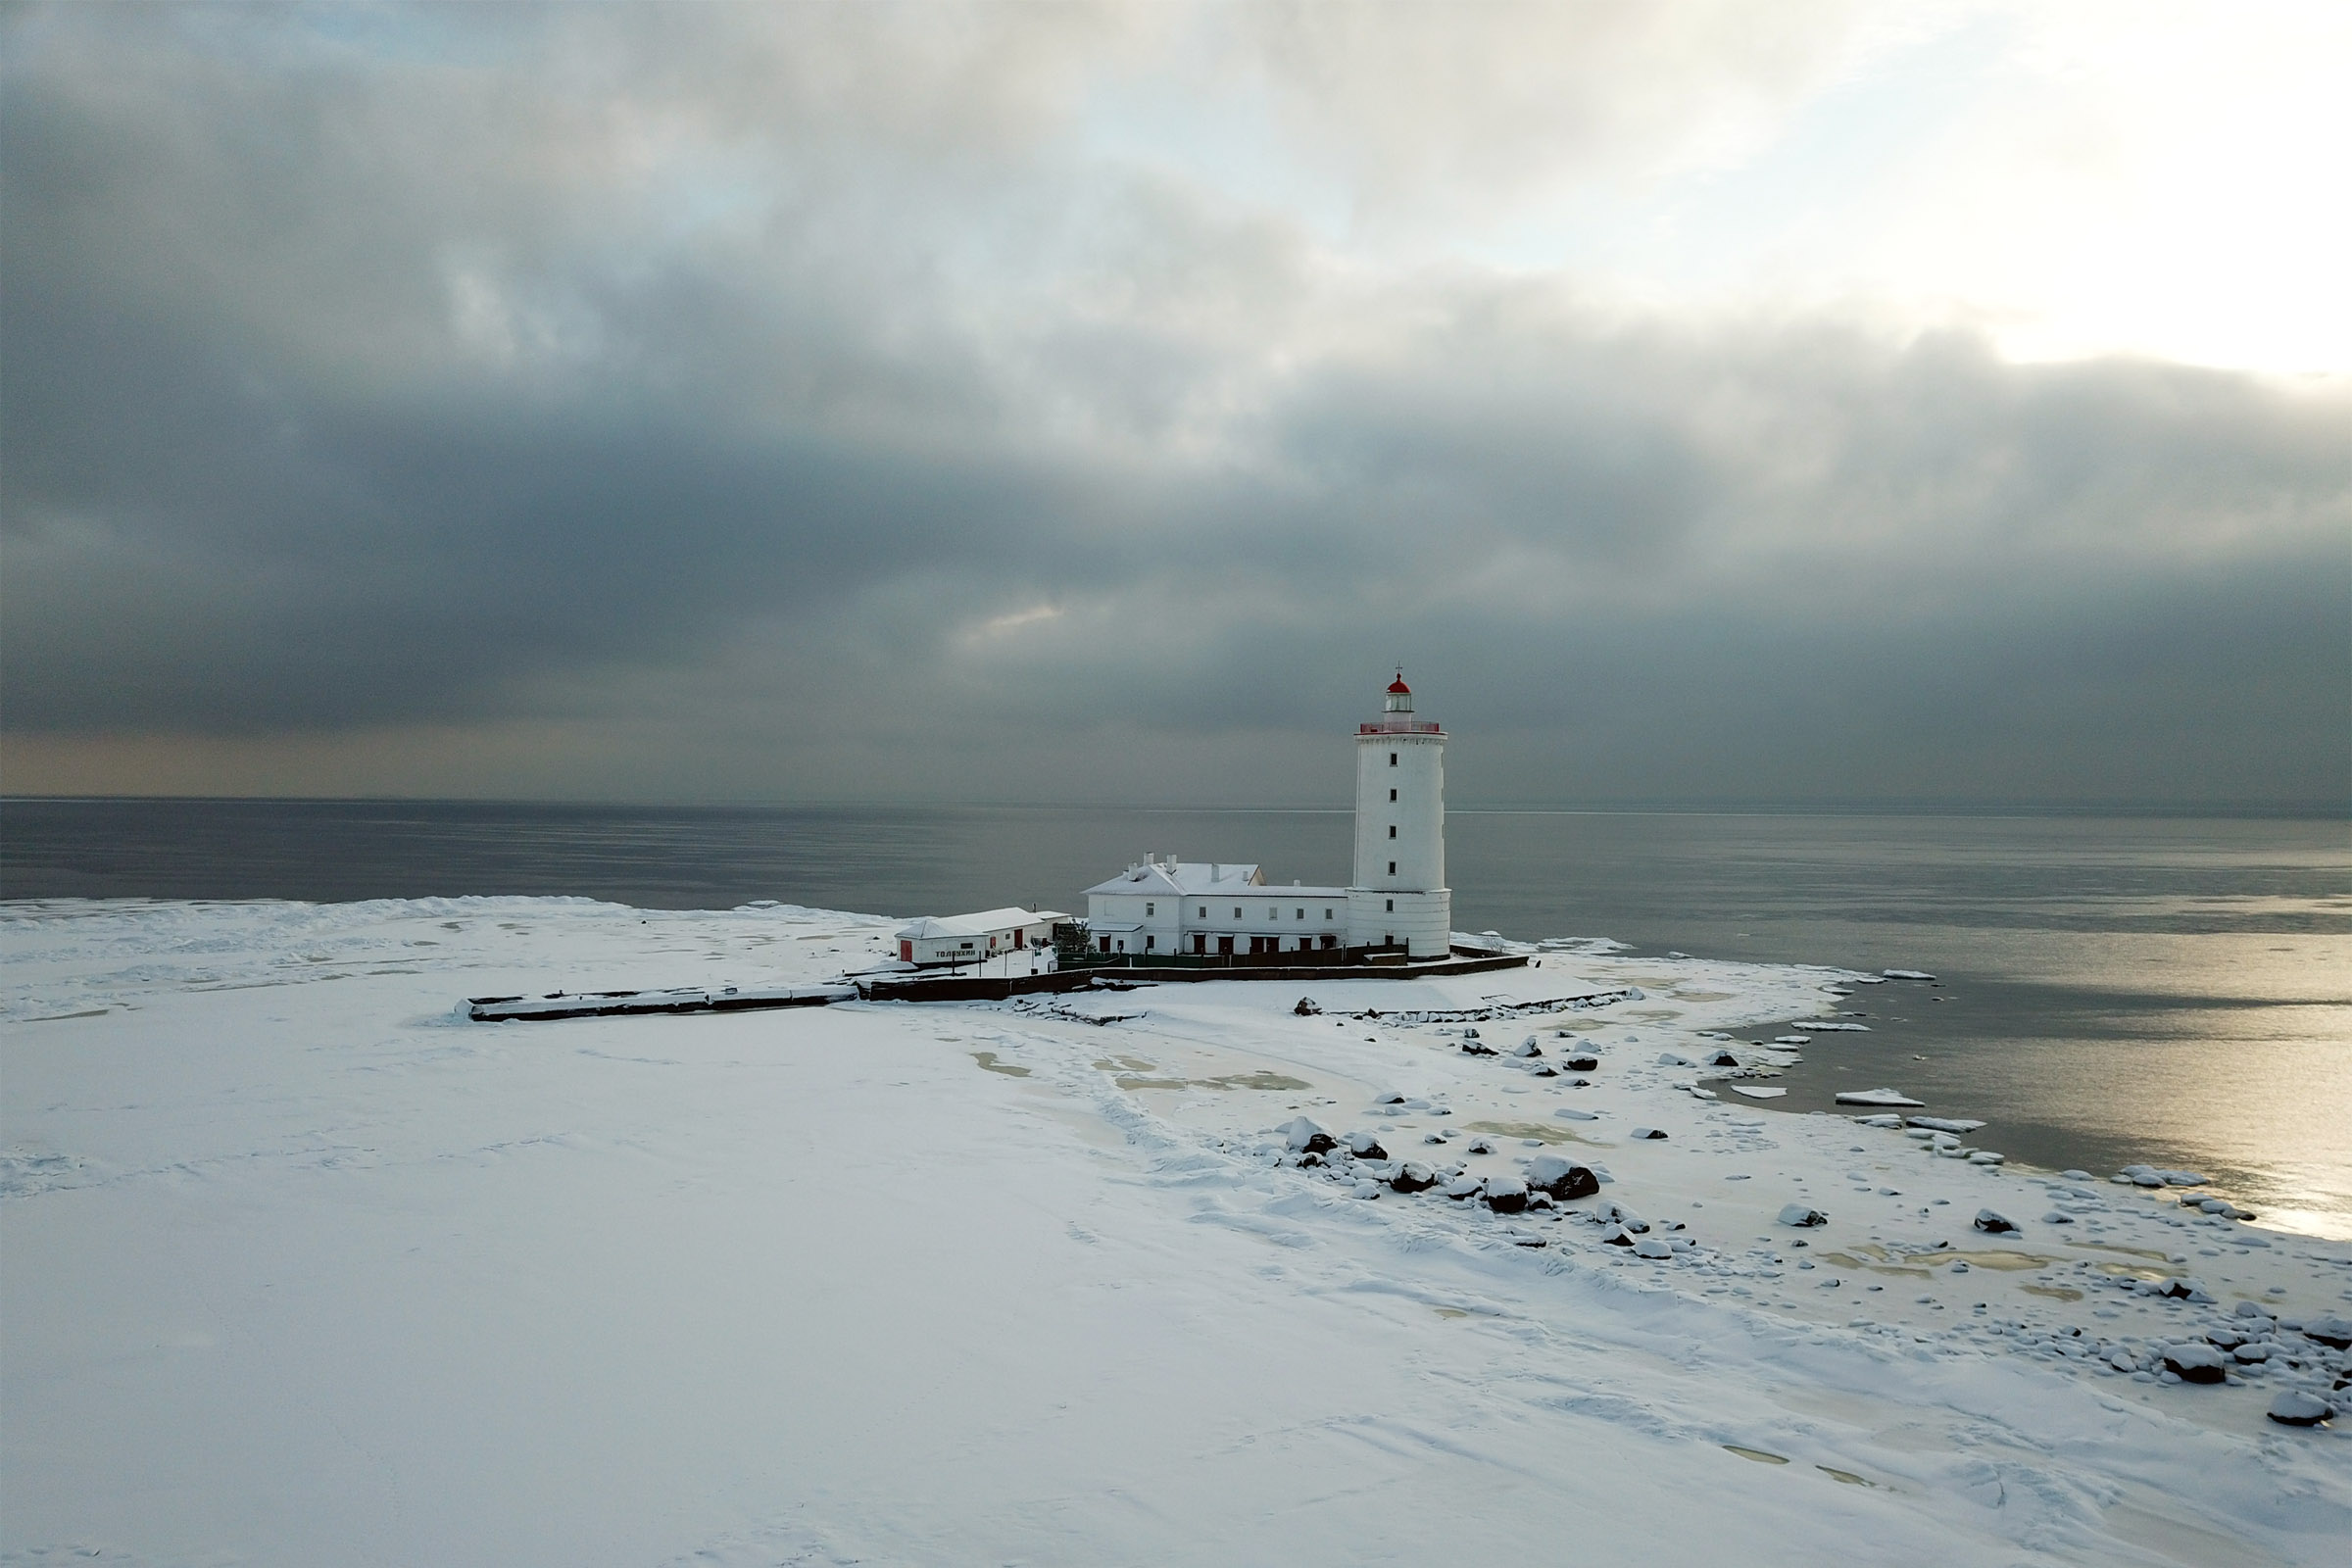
[893,906,1069,967]
[1082,673,1453,961]
[1080,858,1348,959]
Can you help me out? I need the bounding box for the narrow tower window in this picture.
[1388,825,1396,839]
[1389,788,1396,802]
[1389,752,1397,766]
[1387,861,1396,875]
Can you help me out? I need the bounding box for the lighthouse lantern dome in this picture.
[1384,672,1413,714]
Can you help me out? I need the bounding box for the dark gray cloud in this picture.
[4,3,2345,808]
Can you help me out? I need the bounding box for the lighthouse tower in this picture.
[1347,672,1451,958]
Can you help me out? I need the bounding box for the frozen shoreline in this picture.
[4,897,2348,1565]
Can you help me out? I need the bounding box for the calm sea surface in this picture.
[5,800,2347,1237]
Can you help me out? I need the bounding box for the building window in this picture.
[1295,907,1304,919]
[1389,752,1397,766]
[1390,788,1397,802]
[1098,936,1110,953]
[1146,935,1155,952]
[1386,898,1395,911]
[1388,861,1396,874]
[1198,906,1206,917]
[1233,907,1242,919]
[1146,903,1154,917]
[1324,907,1333,919]
[1388,825,1396,839]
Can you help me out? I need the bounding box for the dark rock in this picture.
[2162,1344,2229,1384]
[1483,1176,1530,1214]
[1460,1040,1498,1055]
[2303,1316,2352,1349]
[1346,1130,1388,1160]
[2267,1391,2334,1427]
[1630,1127,1668,1141]
[1465,1137,1495,1155]
[1708,1051,1741,1067]
[1527,1153,1600,1200]
[1389,1161,1438,1194]
[1294,997,1322,1015]
[1562,1056,1599,1072]
[1972,1209,2019,1235]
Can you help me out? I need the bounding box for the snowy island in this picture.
[5,892,2349,1565]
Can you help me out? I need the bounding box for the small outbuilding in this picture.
[894,906,1069,967]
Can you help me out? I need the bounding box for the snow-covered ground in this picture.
[5,898,2348,1567]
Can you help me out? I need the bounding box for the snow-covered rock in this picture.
[2267,1390,2335,1427]
[1483,1176,1530,1214]
[2302,1315,2352,1349]
[1526,1154,1599,1201]
[1973,1209,2019,1235]
[2161,1344,2229,1384]
[1836,1089,1925,1107]
[1389,1162,1438,1194]
[1629,1127,1667,1140]
[1280,1117,1337,1154]
[1777,1204,1829,1228]
[1346,1130,1388,1160]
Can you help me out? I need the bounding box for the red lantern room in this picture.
[1385,671,1413,714]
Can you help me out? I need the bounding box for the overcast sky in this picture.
[5,1,2346,808]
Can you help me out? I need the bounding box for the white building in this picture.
[1348,672,1452,958]
[893,906,1069,967]
[1083,673,1453,961]
[1080,858,1348,958]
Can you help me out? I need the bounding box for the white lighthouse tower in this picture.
[1347,671,1451,958]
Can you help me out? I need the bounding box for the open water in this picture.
[4,800,2347,1237]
